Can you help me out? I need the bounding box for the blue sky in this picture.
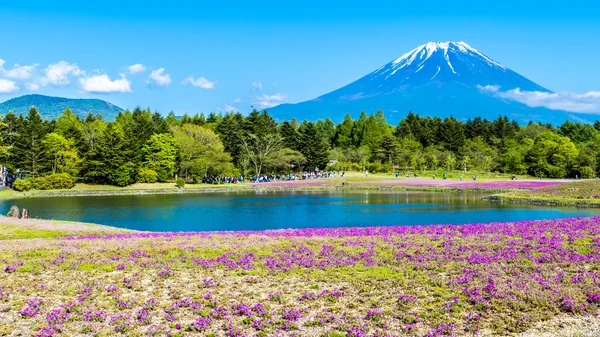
[0,1,599,115]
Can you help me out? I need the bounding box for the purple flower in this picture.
[189,316,211,331]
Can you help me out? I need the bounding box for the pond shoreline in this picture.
[0,183,527,200]
[484,195,600,208]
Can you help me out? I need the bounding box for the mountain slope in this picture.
[0,94,124,120]
[269,41,583,124]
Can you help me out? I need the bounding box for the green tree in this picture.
[361,111,390,153]
[334,113,354,149]
[141,133,178,182]
[239,109,282,176]
[13,107,49,175]
[439,116,465,152]
[526,131,579,178]
[316,118,336,146]
[171,124,233,181]
[297,122,330,170]
[265,148,306,173]
[42,133,80,175]
[351,111,368,147]
[280,120,299,150]
[83,123,130,185]
[460,137,498,171]
[558,120,598,144]
[215,112,245,165]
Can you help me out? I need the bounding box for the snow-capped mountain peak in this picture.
[267,41,572,125]
[378,41,507,82]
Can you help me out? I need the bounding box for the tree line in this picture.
[2,107,599,187]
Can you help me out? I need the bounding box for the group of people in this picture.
[200,176,244,184]
[393,172,479,181]
[253,170,347,183]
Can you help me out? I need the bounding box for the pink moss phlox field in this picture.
[1,217,600,336]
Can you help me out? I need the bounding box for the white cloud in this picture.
[476,84,500,93]
[0,59,39,80]
[478,84,600,114]
[222,104,240,112]
[232,98,241,103]
[26,82,40,91]
[252,93,287,108]
[181,76,215,89]
[40,61,85,86]
[252,81,263,91]
[0,79,19,94]
[147,68,171,86]
[80,74,132,93]
[128,63,146,74]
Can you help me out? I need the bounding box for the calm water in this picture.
[2,191,599,232]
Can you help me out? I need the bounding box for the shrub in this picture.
[32,173,75,190]
[175,178,185,189]
[112,165,135,187]
[137,168,158,183]
[12,178,32,192]
[6,205,20,218]
[579,166,595,179]
[366,162,389,173]
[347,163,362,172]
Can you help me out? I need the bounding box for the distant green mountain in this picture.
[0,94,124,120]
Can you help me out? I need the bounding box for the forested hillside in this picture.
[2,107,599,188]
[0,95,123,120]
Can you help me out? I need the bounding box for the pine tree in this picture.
[215,112,245,165]
[316,118,336,146]
[280,120,299,150]
[351,111,368,147]
[83,123,127,184]
[334,113,354,149]
[298,122,330,171]
[13,107,49,175]
[439,117,465,152]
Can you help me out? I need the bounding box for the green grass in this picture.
[0,223,74,240]
[0,216,130,240]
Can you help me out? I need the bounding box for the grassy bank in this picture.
[0,215,132,240]
[489,180,600,208]
[1,217,600,336]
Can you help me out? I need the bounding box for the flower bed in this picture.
[1,217,600,336]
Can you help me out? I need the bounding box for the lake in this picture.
[2,191,599,232]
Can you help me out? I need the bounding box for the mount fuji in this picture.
[268,41,587,124]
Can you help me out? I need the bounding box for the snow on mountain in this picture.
[268,41,584,124]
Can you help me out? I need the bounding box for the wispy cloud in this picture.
[0,59,39,80]
[0,79,19,93]
[26,82,40,91]
[251,81,263,91]
[39,61,85,86]
[222,104,240,112]
[478,85,600,114]
[182,76,215,89]
[232,98,241,103]
[147,68,171,86]
[252,93,287,108]
[80,74,132,93]
[476,84,501,93]
[127,64,146,74]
